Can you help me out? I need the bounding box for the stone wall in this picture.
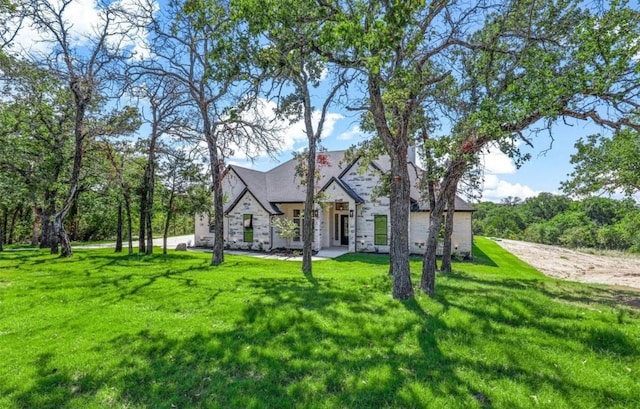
[340,159,391,253]
[225,191,270,251]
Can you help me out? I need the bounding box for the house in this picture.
[194,150,475,256]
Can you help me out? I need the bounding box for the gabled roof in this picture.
[224,187,283,216]
[224,167,282,215]
[320,176,365,204]
[225,150,475,213]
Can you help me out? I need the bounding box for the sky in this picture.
[4,0,631,204]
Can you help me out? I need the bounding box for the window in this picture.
[209,221,215,233]
[243,214,253,242]
[374,215,387,245]
[293,209,301,241]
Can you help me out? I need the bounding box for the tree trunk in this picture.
[68,200,79,242]
[163,192,175,256]
[40,215,50,249]
[302,155,315,272]
[2,207,7,247]
[49,219,59,254]
[302,135,316,273]
[209,138,225,265]
[115,202,123,253]
[39,200,56,249]
[7,206,20,244]
[421,156,468,295]
[41,205,58,253]
[366,74,413,299]
[440,191,456,273]
[389,145,414,299]
[53,79,88,258]
[145,206,153,254]
[140,116,159,255]
[138,188,146,253]
[421,211,441,296]
[125,193,133,255]
[145,163,155,255]
[54,214,72,257]
[0,210,4,251]
[30,206,40,245]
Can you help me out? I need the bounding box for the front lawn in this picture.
[0,237,638,408]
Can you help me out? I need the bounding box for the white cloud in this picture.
[481,174,539,202]
[481,142,516,174]
[65,0,102,45]
[478,142,539,202]
[336,125,363,141]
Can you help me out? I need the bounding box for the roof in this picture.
[320,176,365,204]
[225,150,474,214]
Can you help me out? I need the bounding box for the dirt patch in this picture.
[494,239,640,290]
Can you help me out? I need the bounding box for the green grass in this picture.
[0,236,638,408]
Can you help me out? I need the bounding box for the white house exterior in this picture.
[195,151,475,256]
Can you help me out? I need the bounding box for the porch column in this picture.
[348,199,356,252]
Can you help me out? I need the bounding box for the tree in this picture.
[126,75,190,255]
[521,193,572,224]
[418,0,640,295]
[580,196,632,226]
[157,147,211,255]
[272,218,298,251]
[311,0,467,299]
[133,0,280,265]
[563,130,640,197]
[0,55,74,250]
[101,139,140,255]
[2,0,142,256]
[235,0,350,273]
[501,196,523,207]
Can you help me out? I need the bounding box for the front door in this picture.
[340,215,349,245]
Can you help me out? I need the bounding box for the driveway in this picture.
[76,235,195,249]
[494,238,640,289]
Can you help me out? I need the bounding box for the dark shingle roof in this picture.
[225,151,474,213]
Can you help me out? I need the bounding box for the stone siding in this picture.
[225,191,270,250]
[340,159,391,253]
[194,169,249,247]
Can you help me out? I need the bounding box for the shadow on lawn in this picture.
[469,243,498,267]
[6,252,639,408]
[11,273,639,408]
[13,278,474,408]
[330,242,498,268]
[438,273,640,357]
[445,271,640,311]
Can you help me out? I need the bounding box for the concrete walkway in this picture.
[226,247,349,261]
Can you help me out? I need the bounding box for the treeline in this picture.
[0,191,197,246]
[473,193,640,252]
